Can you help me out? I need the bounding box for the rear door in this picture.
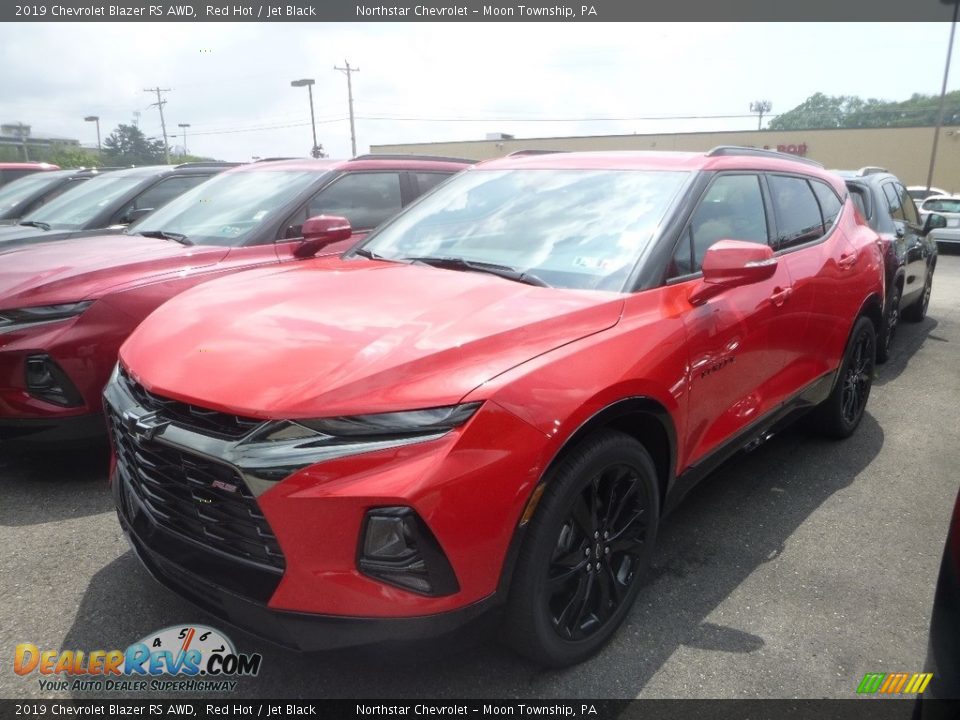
[766,173,852,386]
[671,172,797,465]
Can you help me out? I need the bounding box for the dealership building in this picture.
[373,125,960,192]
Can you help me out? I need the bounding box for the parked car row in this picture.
[0,147,950,668]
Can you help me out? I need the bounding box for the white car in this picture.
[918,194,960,246]
[908,185,951,207]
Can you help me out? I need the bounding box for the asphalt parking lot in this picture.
[2,253,959,702]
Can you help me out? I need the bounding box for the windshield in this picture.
[130,169,320,246]
[922,197,960,214]
[359,168,689,291]
[0,172,66,215]
[23,174,143,229]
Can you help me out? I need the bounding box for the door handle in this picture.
[771,286,793,307]
[838,252,857,270]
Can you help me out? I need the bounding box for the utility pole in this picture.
[178,123,191,158]
[750,100,772,131]
[334,60,360,156]
[927,0,960,192]
[144,86,172,164]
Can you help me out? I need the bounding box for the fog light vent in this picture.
[25,354,83,407]
[359,507,459,596]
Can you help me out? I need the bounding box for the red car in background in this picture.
[0,155,472,440]
[107,147,885,666]
[0,162,59,188]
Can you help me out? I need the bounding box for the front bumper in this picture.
[0,412,105,442]
[113,469,498,652]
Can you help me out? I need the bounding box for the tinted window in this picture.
[0,172,65,214]
[895,183,920,225]
[769,175,824,249]
[307,172,402,230]
[672,174,768,276]
[24,174,144,229]
[415,172,451,194]
[811,180,843,233]
[848,185,870,221]
[882,183,905,222]
[115,175,211,223]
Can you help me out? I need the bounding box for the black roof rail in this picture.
[253,156,305,162]
[706,145,824,168]
[353,153,478,164]
[506,149,568,157]
[174,161,241,169]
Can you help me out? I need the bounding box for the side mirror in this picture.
[689,240,777,305]
[923,212,948,235]
[121,207,154,226]
[294,214,353,258]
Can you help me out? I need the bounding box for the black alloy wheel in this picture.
[547,463,650,641]
[813,316,876,439]
[904,272,933,322]
[503,430,659,667]
[877,286,900,364]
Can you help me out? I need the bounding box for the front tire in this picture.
[503,430,659,667]
[902,271,932,322]
[876,285,900,364]
[811,316,875,439]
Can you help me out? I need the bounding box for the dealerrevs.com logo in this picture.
[14,625,263,693]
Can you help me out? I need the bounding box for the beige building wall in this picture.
[373,126,960,192]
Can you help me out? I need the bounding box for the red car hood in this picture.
[0,235,228,309]
[121,258,625,418]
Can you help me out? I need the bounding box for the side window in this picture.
[414,172,451,195]
[670,174,768,277]
[768,175,825,249]
[882,182,906,222]
[115,175,210,222]
[306,172,403,231]
[810,180,843,233]
[895,183,920,225]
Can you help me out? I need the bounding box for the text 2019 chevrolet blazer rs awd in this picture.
[106,148,885,667]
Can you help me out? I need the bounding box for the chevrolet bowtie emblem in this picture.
[122,410,170,442]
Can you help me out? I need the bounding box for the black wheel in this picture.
[903,270,932,322]
[876,285,900,364]
[811,316,875,439]
[502,430,659,667]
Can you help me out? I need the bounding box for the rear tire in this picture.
[810,316,875,439]
[876,285,900,364]
[502,430,659,667]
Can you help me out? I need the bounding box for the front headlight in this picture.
[297,402,482,438]
[0,301,93,333]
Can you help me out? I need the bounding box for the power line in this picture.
[144,87,172,163]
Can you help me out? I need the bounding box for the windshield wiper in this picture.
[354,247,388,260]
[403,256,549,288]
[19,220,50,231]
[137,230,193,246]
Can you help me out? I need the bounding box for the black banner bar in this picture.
[0,700,957,720]
[3,0,960,23]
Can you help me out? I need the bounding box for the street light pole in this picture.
[290,78,319,158]
[927,0,960,192]
[178,123,191,158]
[84,115,101,153]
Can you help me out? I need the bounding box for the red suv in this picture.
[0,155,471,441]
[106,148,884,667]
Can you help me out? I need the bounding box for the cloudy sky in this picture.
[2,22,957,161]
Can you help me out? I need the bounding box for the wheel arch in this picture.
[496,396,677,599]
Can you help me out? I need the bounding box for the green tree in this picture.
[770,91,960,130]
[102,123,167,165]
[43,144,101,168]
